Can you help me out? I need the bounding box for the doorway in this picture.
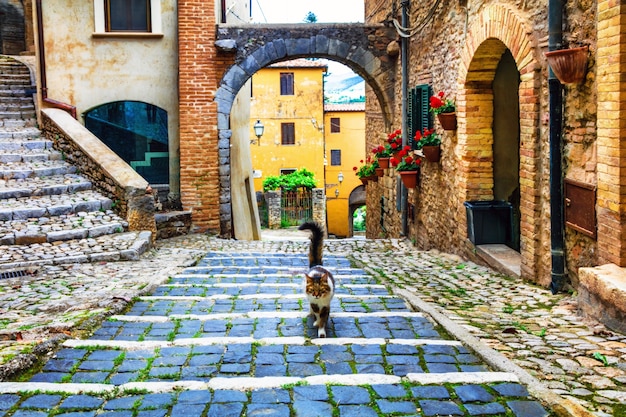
[492,49,521,251]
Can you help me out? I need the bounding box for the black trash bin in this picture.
[463,200,513,245]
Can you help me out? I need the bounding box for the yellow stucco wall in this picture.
[250,61,326,194]
[324,106,366,237]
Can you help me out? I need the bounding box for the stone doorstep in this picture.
[474,244,521,278]
[578,263,626,334]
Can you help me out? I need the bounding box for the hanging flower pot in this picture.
[544,46,589,84]
[375,167,385,177]
[360,177,368,185]
[399,170,419,188]
[437,112,457,130]
[422,145,441,163]
[377,157,390,169]
[366,174,378,183]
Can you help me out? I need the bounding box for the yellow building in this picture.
[324,103,366,238]
[250,59,327,192]
[250,59,366,237]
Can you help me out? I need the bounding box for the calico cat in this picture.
[298,221,335,338]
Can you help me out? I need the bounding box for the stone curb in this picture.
[360,263,596,417]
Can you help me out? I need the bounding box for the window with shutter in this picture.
[330,150,341,166]
[330,117,340,133]
[106,0,151,32]
[281,123,295,145]
[280,73,294,95]
[407,84,433,149]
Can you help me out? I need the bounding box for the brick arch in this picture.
[456,4,541,280]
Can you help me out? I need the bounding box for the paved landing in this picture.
[0,252,550,417]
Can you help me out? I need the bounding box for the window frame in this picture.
[330,149,342,166]
[280,72,295,96]
[281,122,296,145]
[330,117,341,133]
[93,0,163,38]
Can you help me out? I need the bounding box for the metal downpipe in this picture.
[548,0,566,293]
[400,0,409,235]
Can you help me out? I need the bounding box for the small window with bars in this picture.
[330,117,340,133]
[281,123,295,145]
[330,149,341,166]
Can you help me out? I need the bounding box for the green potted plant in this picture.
[353,157,378,185]
[371,145,391,169]
[391,145,422,188]
[430,91,456,130]
[414,128,442,163]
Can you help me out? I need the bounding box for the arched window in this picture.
[84,101,168,184]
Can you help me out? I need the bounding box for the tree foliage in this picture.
[263,168,318,192]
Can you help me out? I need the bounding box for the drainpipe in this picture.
[400,0,409,235]
[548,0,566,293]
[35,0,77,119]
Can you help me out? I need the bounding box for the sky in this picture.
[250,0,364,25]
[248,0,365,78]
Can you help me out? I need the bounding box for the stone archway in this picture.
[214,24,397,237]
[456,4,542,282]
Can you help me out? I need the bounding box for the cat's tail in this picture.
[298,221,324,267]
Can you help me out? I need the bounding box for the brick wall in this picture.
[178,0,234,234]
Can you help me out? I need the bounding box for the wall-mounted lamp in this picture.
[251,119,264,145]
[338,171,344,184]
[335,189,340,198]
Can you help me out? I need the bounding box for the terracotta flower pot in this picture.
[422,145,441,163]
[398,170,419,188]
[366,174,378,183]
[360,177,368,185]
[377,157,390,169]
[375,167,385,177]
[544,46,589,84]
[437,112,457,130]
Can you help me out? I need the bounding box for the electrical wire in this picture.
[254,0,268,23]
[392,0,444,38]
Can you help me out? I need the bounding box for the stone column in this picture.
[266,190,281,229]
[312,188,326,227]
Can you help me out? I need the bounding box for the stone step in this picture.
[0,148,63,163]
[0,126,42,140]
[0,159,75,179]
[0,139,52,150]
[0,209,128,246]
[0,118,37,129]
[0,109,36,119]
[0,173,92,199]
[0,88,32,98]
[0,190,113,220]
[0,230,153,269]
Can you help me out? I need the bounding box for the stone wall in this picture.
[363,0,599,287]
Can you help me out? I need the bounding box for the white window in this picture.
[93,0,162,36]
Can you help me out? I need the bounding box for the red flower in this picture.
[438,91,445,97]
[390,157,400,167]
[353,166,357,171]
[429,96,443,109]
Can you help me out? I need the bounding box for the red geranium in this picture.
[429,91,455,115]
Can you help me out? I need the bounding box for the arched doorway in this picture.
[84,101,169,185]
[348,185,366,237]
[493,49,521,251]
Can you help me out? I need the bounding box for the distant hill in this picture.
[324,72,365,104]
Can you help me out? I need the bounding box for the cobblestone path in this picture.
[0,250,551,417]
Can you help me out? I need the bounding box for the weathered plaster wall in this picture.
[37,0,180,197]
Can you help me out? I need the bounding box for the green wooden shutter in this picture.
[407,84,433,150]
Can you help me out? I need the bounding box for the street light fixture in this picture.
[252,120,264,145]
[338,171,344,184]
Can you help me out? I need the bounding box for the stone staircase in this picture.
[0,55,151,270]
